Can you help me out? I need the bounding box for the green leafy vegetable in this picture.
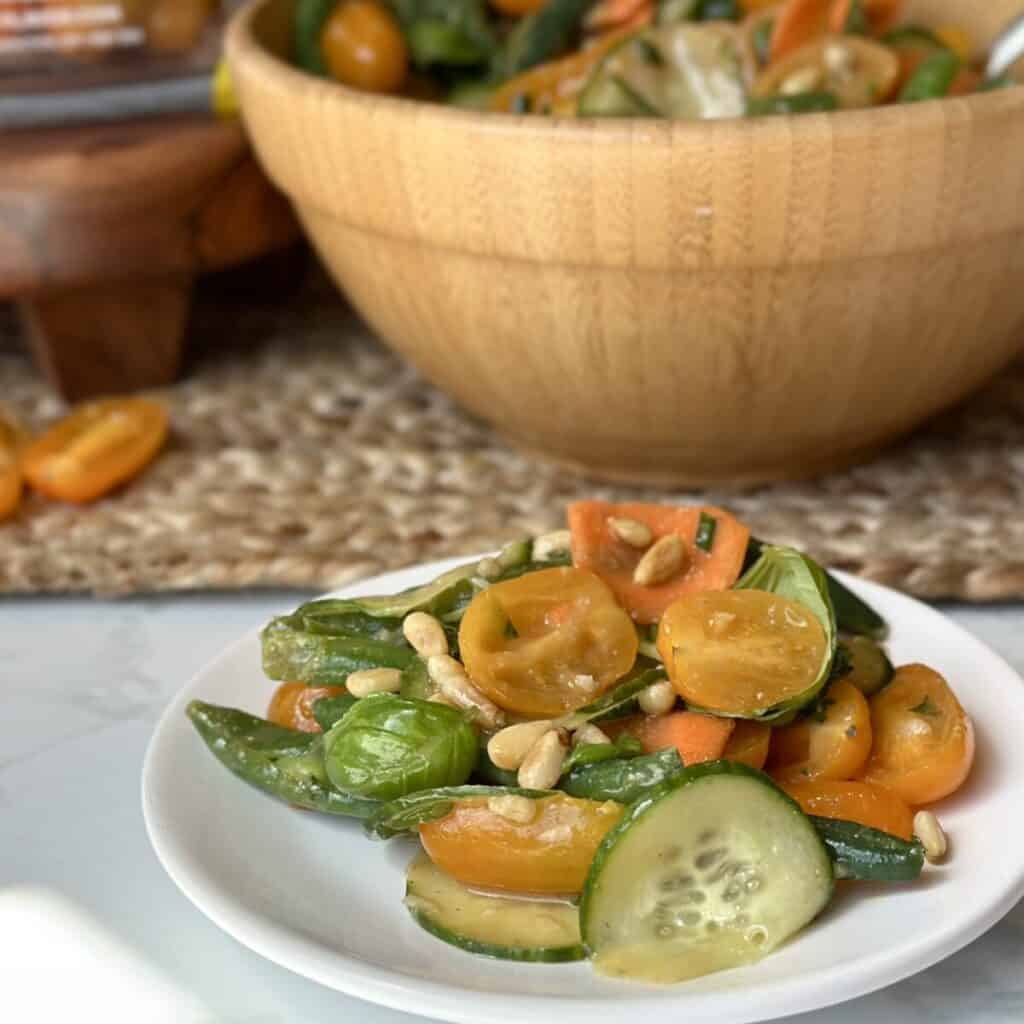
[560,734,643,777]
[365,785,548,840]
[312,692,359,732]
[910,696,941,718]
[323,694,479,801]
[732,545,837,721]
[559,662,667,728]
[561,748,684,803]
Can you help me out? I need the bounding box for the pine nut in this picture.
[426,654,505,730]
[913,811,948,863]
[633,534,686,587]
[346,667,403,698]
[573,723,611,747]
[487,794,537,825]
[533,529,572,561]
[402,611,448,657]
[487,719,557,770]
[638,680,676,716]
[608,516,653,549]
[476,557,502,580]
[781,65,823,95]
[517,729,566,790]
[823,42,852,75]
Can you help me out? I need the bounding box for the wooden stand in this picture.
[0,116,298,400]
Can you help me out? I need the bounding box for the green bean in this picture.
[187,701,378,818]
[900,49,961,103]
[746,92,839,117]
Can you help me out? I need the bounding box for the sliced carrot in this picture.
[723,721,772,770]
[585,0,651,32]
[827,0,904,37]
[608,711,736,766]
[568,501,751,625]
[769,0,830,63]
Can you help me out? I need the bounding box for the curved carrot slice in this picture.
[568,501,750,624]
[607,711,736,766]
[586,0,652,32]
[770,0,830,63]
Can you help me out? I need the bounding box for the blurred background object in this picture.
[0,1,299,400]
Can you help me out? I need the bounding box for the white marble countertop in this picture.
[2,592,1023,1023]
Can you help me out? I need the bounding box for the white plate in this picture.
[143,557,1024,1024]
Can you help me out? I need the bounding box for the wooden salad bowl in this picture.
[228,0,1024,487]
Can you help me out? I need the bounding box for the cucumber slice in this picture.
[580,761,833,983]
[405,853,585,962]
[578,24,747,120]
[843,634,894,697]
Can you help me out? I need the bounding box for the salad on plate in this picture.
[187,500,975,983]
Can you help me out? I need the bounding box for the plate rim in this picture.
[142,557,1024,1024]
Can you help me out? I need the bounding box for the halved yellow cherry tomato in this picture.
[767,680,873,784]
[657,590,828,718]
[859,664,975,806]
[21,398,168,504]
[753,36,900,108]
[780,779,914,839]
[459,567,638,717]
[723,721,772,770]
[267,682,347,733]
[490,28,633,113]
[419,794,623,894]
[0,411,26,523]
[321,0,408,94]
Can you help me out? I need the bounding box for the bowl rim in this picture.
[227,0,1024,141]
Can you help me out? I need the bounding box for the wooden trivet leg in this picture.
[17,275,193,402]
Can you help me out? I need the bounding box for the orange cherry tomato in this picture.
[658,589,829,718]
[321,0,408,94]
[781,779,914,839]
[767,680,873,784]
[146,0,214,54]
[0,411,26,523]
[723,721,772,770]
[21,398,168,505]
[490,0,548,15]
[267,682,347,732]
[419,794,623,894]
[859,664,975,806]
[459,567,638,717]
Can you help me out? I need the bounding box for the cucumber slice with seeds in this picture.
[405,853,585,962]
[580,761,832,983]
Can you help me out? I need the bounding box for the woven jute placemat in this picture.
[1,273,1022,600]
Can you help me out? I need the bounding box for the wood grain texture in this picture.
[229,0,1024,487]
[0,116,299,399]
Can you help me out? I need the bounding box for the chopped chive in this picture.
[510,92,530,114]
[910,696,940,717]
[504,618,520,639]
[633,38,665,66]
[695,513,718,553]
[843,0,869,35]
